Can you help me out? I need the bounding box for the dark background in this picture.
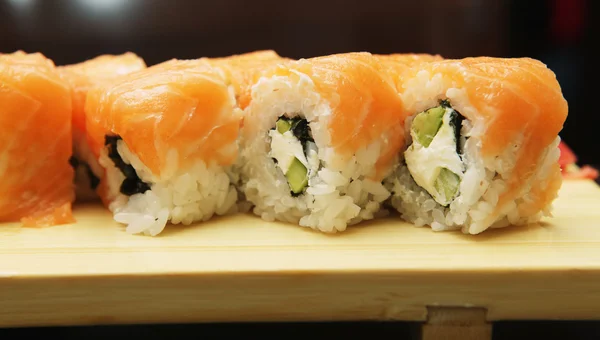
[2,320,600,340]
[0,0,597,167]
[1,0,598,338]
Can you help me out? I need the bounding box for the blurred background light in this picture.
[74,0,132,14]
[6,0,34,10]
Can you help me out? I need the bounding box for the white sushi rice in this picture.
[239,71,393,233]
[99,140,238,236]
[385,70,562,234]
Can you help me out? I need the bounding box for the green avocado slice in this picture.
[411,106,445,147]
[286,157,308,195]
[276,118,292,134]
[434,167,461,206]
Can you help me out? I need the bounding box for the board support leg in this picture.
[420,306,492,340]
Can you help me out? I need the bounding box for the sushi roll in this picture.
[59,53,146,202]
[206,50,292,110]
[0,51,75,226]
[239,52,407,232]
[384,57,568,234]
[375,53,444,79]
[85,51,287,236]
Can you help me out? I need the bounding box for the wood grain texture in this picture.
[422,307,492,340]
[1,181,600,327]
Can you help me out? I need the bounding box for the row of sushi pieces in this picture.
[0,49,572,236]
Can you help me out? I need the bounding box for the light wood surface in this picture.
[1,180,599,327]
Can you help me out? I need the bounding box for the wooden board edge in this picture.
[2,270,600,327]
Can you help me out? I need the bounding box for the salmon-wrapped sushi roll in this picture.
[384,57,568,234]
[206,50,291,110]
[376,53,443,74]
[59,53,146,201]
[239,52,407,232]
[0,51,74,226]
[85,51,286,236]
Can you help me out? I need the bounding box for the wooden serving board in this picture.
[1,180,600,328]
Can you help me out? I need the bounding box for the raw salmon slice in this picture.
[59,53,146,201]
[0,51,74,226]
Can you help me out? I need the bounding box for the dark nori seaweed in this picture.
[289,118,315,197]
[104,135,150,196]
[272,116,315,151]
[69,156,100,190]
[120,177,151,196]
[86,165,100,190]
[449,109,464,155]
[271,115,316,197]
[439,99,465,155]
[439,99,451,108]
[290,118,314,146]
[68,156,79,168]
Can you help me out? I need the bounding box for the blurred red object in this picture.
[551,0,585,44]
[558,140,577,168]
[559,141,598,180]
